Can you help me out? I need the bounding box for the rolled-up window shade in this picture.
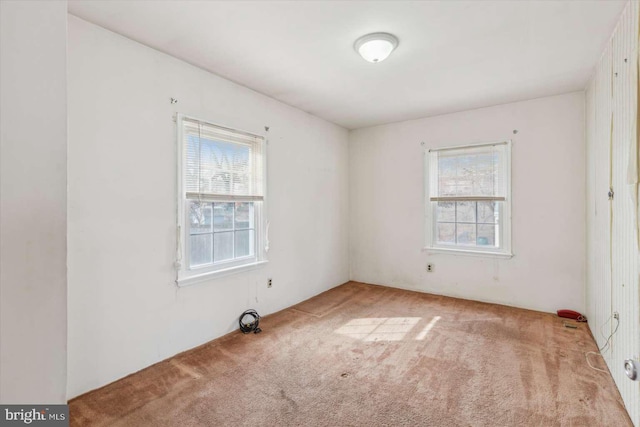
[183,118,264,201]
[429,142,507,201]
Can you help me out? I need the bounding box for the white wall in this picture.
[67,16,349,398]
[0,1,68,403]
[349,92,585,313]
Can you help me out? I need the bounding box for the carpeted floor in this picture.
[69,282,632,426]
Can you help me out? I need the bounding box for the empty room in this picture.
[2,0,640,425]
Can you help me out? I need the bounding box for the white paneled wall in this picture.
[612,3,640,423]
[586,2,640,425]
[586,39,612,356]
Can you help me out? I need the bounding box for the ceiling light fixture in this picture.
[354,32,399,63]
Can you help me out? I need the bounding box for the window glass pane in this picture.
[477,224,496,247]
[436,201,455,222]
[214,232,234,262]
[235,230,254,258]
[437,223,455,244]
[477,201,497,224]
[213,202,234,231]
[456,201,476,223]
[189,202,212,234]
[190,234,212,267]
[235,202,254,229]
[456,224,476,245]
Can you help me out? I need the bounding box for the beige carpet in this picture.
[69,282,632,426]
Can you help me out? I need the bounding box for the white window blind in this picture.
[428,142,507,202]
[183,117,264,202]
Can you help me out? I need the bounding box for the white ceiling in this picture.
[68,0,626,130]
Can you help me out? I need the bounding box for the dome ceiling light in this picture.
[354,32,399,63]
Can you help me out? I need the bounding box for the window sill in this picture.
[422,247,513,259]
[176,260,269,287]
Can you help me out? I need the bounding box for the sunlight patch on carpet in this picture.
[334,317,421,341]
[415,316,441,340]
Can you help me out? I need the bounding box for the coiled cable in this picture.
[239,309,262,334]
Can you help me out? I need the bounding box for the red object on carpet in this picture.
[557,309,587,322]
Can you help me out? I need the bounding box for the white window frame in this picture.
[176,114,268,286]
[424,140,513,258]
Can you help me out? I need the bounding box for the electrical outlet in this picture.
[267,278,272,288]
[614,311,619,320]
[426,264,434,273]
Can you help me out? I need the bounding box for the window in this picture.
[425,141,511,256]
[177,115,267,284]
